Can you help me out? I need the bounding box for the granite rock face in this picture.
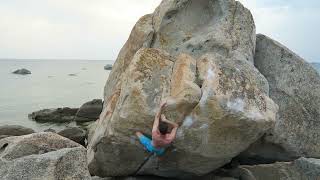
[254,34,320,158]
[151,0,256,63]
[137,53,277,178]
[0,133,91,180]
[87,0,279,178]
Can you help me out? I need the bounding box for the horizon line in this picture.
[0,58,318,64]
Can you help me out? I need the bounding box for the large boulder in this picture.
[254,34,320,158]
[0,125,35,137]
[0,133,91,179]
[88,0,278,178]
[75,99,103,122]
[28,107,78,123]
[88,49,277,178]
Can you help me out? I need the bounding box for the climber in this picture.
[135,101,179,156]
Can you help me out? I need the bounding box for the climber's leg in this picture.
[136,132,153,153]
[136,132,165,156]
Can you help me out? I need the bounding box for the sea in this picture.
[0,59,112,131]
[312,62,320,72]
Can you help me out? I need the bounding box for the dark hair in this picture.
[159,122,168,135]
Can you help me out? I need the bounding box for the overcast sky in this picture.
[0,0,319,62]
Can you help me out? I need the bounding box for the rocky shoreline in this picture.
[1,0,320,179]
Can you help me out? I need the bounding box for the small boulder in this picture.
[28,107,78,123]
[233,158,320,180]
[104,64,113,70]
[0,125,35,137]
[43,128,56,133]
[58,127,87,146]
[12,68,31,75]
[0,133,91,180]
[0,132,80,160]
[74,99,103,122]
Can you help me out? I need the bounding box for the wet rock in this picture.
[104,64,113,70]
[43,128,56,133]
[0,125,35,137]
[58,127,87,146]
[12,68,31,75]
[74,99,103,122]
[28,107,78,123]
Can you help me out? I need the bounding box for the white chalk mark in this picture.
[199,67,216,106]
[227,98,245,112]
[207,68,215,80]
[200,124,209,129]
[246,109,263,120]
[176,129,184,138]
[182,116,194,128]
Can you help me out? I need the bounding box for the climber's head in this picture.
[159,121,169,135]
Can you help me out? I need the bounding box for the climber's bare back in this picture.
[152,128,175,148]
[136,101,179,156]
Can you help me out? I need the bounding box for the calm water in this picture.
[312,62,320,72]
[0,59,111,131]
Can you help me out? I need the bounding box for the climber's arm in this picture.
[168,125,179,141]
[161,118,179,128]
[152,102,167,133]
